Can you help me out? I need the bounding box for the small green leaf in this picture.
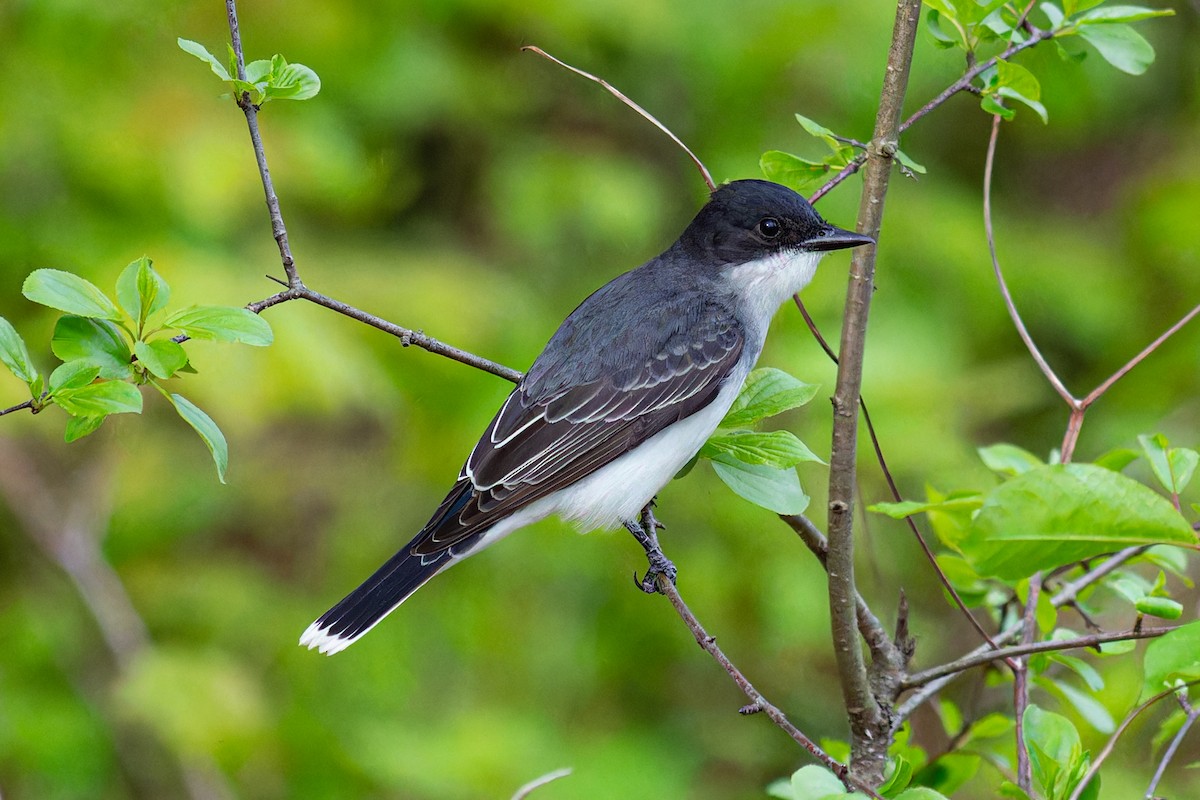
[23,269,122,320]
[1023,705,1084,800]
[48,361,100,393]
[1075,5,1174,25]
[912,753,980,797]
[961,712,1013,743]
[166,392,229,483]
[894,148,926,175]
[788,765,847,799]
[263,61,321,101]
[959,464,1196,580]
[1076,23,1155,75]
[761,150,834,193]
[53,381,142,417]
[177,38,232,81]
[701,430,824,469]
[878,754,913,796]
[116,257,170,328]
[993,59,1048,123]
[1037,675,1115,733]
[64,413,105,442]
[979,443,1044,476]
[794,113,845,154]
[722,368,819,428]
[51,316,133,380]
[926,10,964,49]
[894,789,951,800]
[0,316,38,384]
[710,454,808,515]
[1136,596,1183,620]
[165,306,273,346]
[980,94,1015,120]
[868,496,983,520]
[244,59,272,84]
[1094,447,1139,472]
[134,339,189,380]
[1142,620,1200,699]
[1138,434,1198,496]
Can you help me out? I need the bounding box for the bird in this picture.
[300,178,873,655]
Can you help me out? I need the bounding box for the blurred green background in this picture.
[1,1,1198,798]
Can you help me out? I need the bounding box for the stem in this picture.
[1144,692,1199,799]
[825,0,921,782]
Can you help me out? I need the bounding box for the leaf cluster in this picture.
[178,38,320,106]
[0,258,273,481]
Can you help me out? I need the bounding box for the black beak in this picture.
[802,223,875,252]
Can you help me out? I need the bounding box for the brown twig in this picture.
[652,574,884,800]
[520,46,715,193]
[1145,691,1200,799]
[1013,575,1041,794]
[1068,680,1200,800]
[900,625,1173,689]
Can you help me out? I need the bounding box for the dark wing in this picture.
[411,297,745,555]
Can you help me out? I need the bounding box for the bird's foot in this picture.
[624,514,676,595]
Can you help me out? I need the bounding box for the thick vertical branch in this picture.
[826,0,921,782]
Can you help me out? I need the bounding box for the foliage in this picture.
[0,258,271,480]
[0,0,1197,799]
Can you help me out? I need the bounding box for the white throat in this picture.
[726,249,824,327]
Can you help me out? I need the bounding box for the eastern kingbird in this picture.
[301,179,873,654]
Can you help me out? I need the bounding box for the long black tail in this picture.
[299,543,457,654]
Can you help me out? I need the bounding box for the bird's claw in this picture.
[635,549,677,594]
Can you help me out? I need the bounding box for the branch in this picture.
[650,573,883,800]
[824,0,921,781]
[520,46,715,193]
[1013,576,1041,795]
[1068,680,1200,800]
[901,625,1173,689]
[1144,692,1199,799]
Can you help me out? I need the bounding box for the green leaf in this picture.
[1093,447,1139,472]
[894,790,951,800]
[926,10,964,49]
[794,113,845,154]
[263,60,321,101]
[51,316,133,380]
[53,380,142,417]
[116,257,170,329]
[177,38,232,81]
[1036,675,1115,733]
[710,454,808,515]
[1023,705,1084,800]
[166,392,229,484]
[1075,5,1174,25]
[894,148,926,175]
[761,150,834,193]
[1076,23,1155,75]
[1136,596,1183,619]
[48,360,100,393]
[1142,620,1200,699]
[723,368,820,428]
[64,413,105,442]
[1049,650,1105,692]
[878,754,913,797]
[979,442,1044,476]
[0,316,38,384]
[23,269,122,320]
[244,59,272,84]
[958,464,1196,580]
[134,339,189,380]
[980,93,1015,120]
[702,430,824,469]
[1138,434,1198,496]
[913,753,980,797]
[993,59,1048,123]
[787,765,847,799]
[868,495,983,520]
[164,305,273,346]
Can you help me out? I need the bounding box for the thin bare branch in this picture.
[1145,692,1199,799]
[1068,680,1200,800]
[510,768,572,800]
[0,398,36,416]
[1014,576,1041,795]
[1084,302,1200,406]
[983,114,1076,407]
[901,625,1173,689]
[521,45,715,193]
[649,573,883,800]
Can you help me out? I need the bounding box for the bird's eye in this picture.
[757,217,782,239]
